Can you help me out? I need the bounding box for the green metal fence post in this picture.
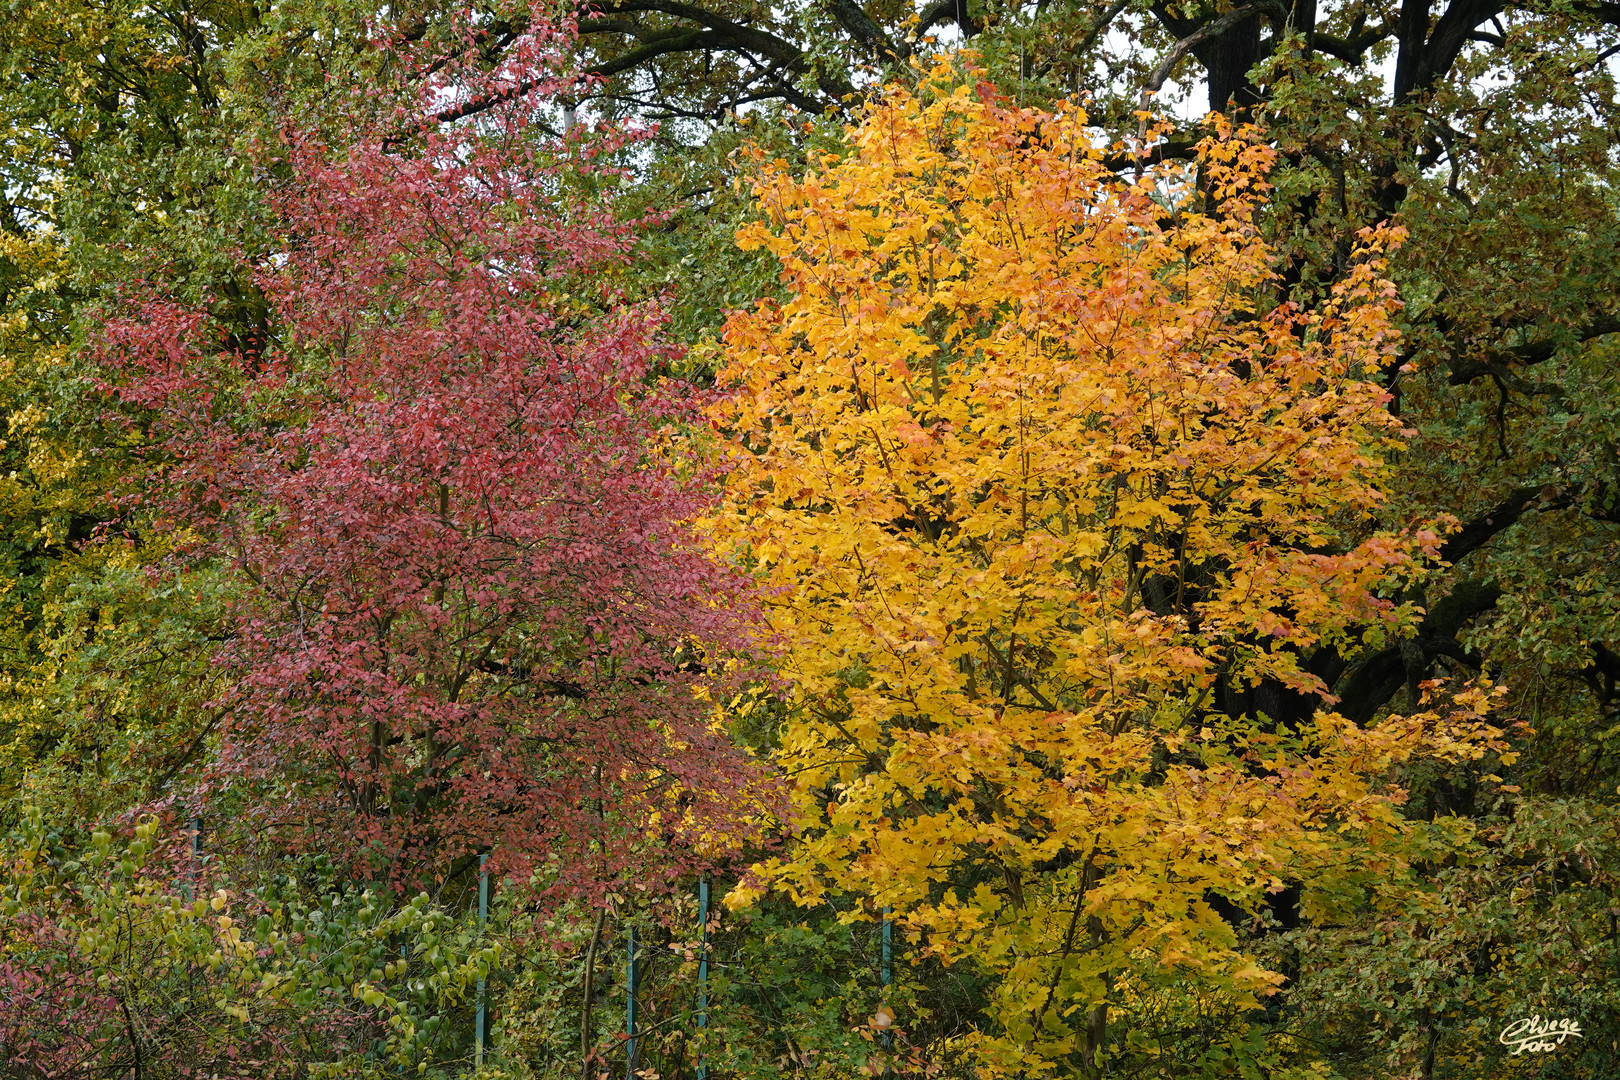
[881,907,892,1053]
[626,926,639,1079]
[697,877,709,1080]
[475,854,489,1070]
[881,907,891,989]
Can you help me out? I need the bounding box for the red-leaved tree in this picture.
[98,11,773,896]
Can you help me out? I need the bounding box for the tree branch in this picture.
[1138,1,1285,135]
[1442,486,1565,564]
[1310,13,1400,65]
[917,0,983,35]
[824,0,908,58]
[588,30,726,78]
[1447,315,1620,386]
[1337,580,1503,724]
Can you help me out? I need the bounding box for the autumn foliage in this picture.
[96,24,772,896]
[710,72,1511,1075]
[4,0,1597,1064]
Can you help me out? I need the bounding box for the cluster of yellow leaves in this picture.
[709,61,1510,1075]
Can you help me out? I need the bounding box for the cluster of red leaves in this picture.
[97,13,773,898]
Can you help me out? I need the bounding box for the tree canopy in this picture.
[1,0,1618,1076]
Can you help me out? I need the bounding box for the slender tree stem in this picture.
[581,906,608,1080]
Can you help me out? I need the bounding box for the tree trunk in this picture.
[581,907,607,1080]
[1201,11,1262,115]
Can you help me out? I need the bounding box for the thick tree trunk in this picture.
[1201,12,1263,115]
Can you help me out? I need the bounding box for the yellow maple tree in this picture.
[709,62,1513,1077]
